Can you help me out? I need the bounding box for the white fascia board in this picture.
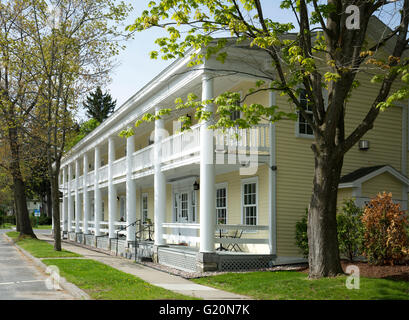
[339,165,409,189]
[62,48,203,166]
[204,47,273,81]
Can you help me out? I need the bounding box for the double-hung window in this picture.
[297,89,314,137]
[142,193,148,223]
[216,185,227,225]
[242,178,257,226]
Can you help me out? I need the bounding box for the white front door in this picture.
[173,189,198,243]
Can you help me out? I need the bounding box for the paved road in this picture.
[0,229,75,300]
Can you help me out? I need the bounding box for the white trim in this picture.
[269,89,277,256]
[338,165,409,189]
[402,104,408,210]
[241,176,259,227]
[141,192,148,223]
[215,182,228,225]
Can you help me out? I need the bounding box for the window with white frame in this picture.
[216,185,227,224]
[242,179,257,225]
[119,196,126,221]
[91,200,95,219]
[297,89,314,136]
[142,193,148,223]
[191,190,197,222]
[101,201,105,221]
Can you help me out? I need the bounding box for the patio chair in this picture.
[226,229,243,252]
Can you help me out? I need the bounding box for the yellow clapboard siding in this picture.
[361,172,403,200]
[273,71,404,257]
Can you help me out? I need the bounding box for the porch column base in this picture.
[196,252,219,272]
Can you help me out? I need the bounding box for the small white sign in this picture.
[34,209,40,217]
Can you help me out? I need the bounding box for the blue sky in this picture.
[101,1,295,117]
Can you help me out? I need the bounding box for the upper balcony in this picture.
[62,123,271,191]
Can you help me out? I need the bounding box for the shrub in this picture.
[337,199,364,261]
[361,192,409,265]
[295,208,309,258]
[38,215,52,225]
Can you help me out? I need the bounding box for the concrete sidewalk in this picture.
[37,233,250,300]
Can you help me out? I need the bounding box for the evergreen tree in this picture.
[83,87,117,123]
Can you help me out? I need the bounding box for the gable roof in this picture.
[339,165,409,188]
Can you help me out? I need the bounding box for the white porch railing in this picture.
[132,144,154,172]
[113,158,126,178]
[99,221,108,233]
[161,223,269,247]
[215,224,269,245]
[98,165,108,183]
[87,172,94,186]
[162,223,200,245]
[215,124,269,152]
[77,176,84,188]
[161,124,201,163]
[60,124,270,192]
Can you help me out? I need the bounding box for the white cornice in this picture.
[61,48,203,166]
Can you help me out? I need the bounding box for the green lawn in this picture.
[34,225,52,229]
[193,271,409,300]
[0,223,14,229]
[6,231,81,258]
[0,224,51,229]
[42,258,194,300]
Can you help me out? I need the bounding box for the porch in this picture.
[64,218,274,273]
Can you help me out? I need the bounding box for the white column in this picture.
[268,89,277,255]
[126,135,136,242]
[62,166,67,232]
[108,137,117,238]
[83,153,89,234]
[199,73,216,253]
[154,107,166,246]
[75,159,80,233]
[67,163,73,232]
[94,146,101,236]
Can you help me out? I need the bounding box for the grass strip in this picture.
[193,271,409,300]
[6,231,81,258]
[42,258,195,300]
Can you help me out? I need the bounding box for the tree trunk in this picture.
[14,198,20,232]
[13,178,36,238]
[8,127,36,238]
[308,150,344,278]
[50,168,62,251]
[46,185,52,218]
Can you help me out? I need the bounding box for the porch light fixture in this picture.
[359,140,370,151]
[193,181,200,190]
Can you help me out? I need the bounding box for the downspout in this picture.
[401,102,408,210]
[268,89,277,257]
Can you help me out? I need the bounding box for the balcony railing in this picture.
[132,144,154,172]
[161,124,201,163]
[99,165,108,183]
[215,124,270,153]
[61,124,270,190]
[112,157,126,178]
